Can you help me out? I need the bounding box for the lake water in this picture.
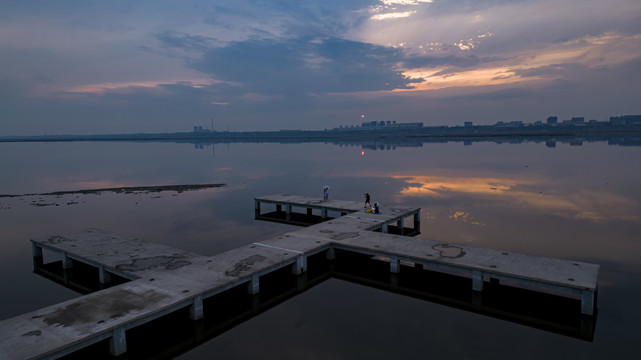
[1,138,640,359]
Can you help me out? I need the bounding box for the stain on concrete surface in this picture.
[225,255,266,277]
[433,244,466,258]
[41,288,169,327]
[116,255,191,272]
[330,232,359,240]
[46,236,68,244]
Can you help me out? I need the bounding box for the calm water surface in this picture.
[1,139,640,359]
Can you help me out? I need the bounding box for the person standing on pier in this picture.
[323,185,329,201]
[364,193,371,208]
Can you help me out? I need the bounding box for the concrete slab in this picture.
[337,234,599,291]
[255,194,363,212]
[0,279,194,360]
[289,214,384,240]
[33,228,206,279]
[252,233,334,257]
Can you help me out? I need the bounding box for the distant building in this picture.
[546,116,558,125]
[495,121,523,127]
[395,122,424,129]
[193,125,212,133]
[464,121,473,127]
[350,120,423,131]
[556,117,586,126]
[610,115,641,125]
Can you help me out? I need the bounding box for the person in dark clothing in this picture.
[364,193,371,208]
[374,201,380,214]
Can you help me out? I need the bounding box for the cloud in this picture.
[357,0,641,57]
[156,31,219,52]
[443,87,533,102]
[371,11,417,21]
[402,54,482,69]
[160,36,425,96]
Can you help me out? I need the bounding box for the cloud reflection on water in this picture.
[393,175,641,223]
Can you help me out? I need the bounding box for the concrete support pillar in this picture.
[326,247,335,260]
[580,314,595,338]
[109,328,127,356]
[32,243,43,269]
[254,199,260,217]
[390,255,399,273]
[190,296,204,320]
[321,208,327,220]
[292,256,307,275]
[99,265,111,284]
[32,243,43,258]
[414,212,420,232]
[286,204,292,222]
[252,294,260,313]
[381,223,388,234]
[472,291,483,310]
[397,219,404,235]
[390,273,398,290]
[62,253,74,270]
[62,268,70,285]
[472,270,484,292]
[581,290,595,315]
[248,274,260,294]
[193,317,205,341]
[296,273,308,291]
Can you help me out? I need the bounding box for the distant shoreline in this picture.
[2,123,641,143]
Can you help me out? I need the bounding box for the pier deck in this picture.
[0,195,599,359]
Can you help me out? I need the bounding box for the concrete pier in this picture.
[0,194,599,359]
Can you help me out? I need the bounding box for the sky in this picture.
[1,0,640,135]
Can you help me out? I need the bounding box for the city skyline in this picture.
[1,0,640,135]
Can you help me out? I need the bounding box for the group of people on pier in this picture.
[322,186,379,214]
[364,192,379,214]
